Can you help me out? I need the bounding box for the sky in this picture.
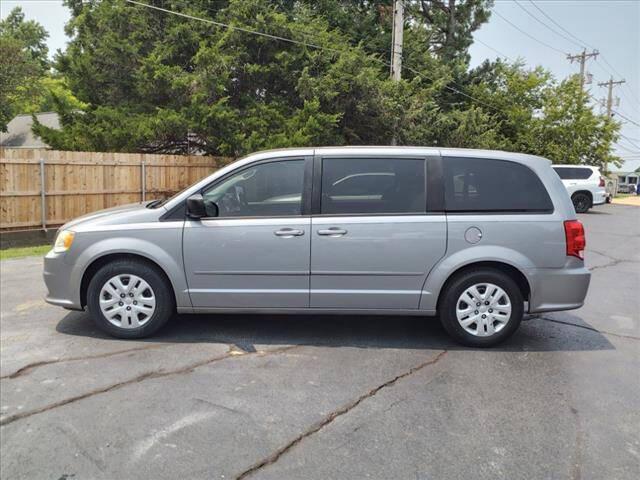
[1,0,639,171]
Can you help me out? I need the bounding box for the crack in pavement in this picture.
[234,350,447,480]
[569,406,584,480]
[0,345,299,427]
[585,249,635,272]
[0,344,172,380]
[538,317,639,341]
[588,258,626,272]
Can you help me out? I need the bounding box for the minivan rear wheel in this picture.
[439,269,523,347]
[87,259,174,339]
[572,192,592,213]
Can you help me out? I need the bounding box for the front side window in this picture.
[444,157,553,213]
[202,159,305,217]
[320,158,426,215]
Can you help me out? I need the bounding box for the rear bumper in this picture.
[526,263,591,313]
[593,189,607,205]
[43,250,83,310]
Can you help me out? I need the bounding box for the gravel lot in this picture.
[1,204,638,480]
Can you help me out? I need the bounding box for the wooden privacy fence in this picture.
[0,148,234,231]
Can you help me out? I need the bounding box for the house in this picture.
[613,170,640,193]
[0,112,60,148]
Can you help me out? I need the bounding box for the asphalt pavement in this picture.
[0,204,638,479]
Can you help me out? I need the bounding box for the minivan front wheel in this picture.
[87,259,174,339]
[440,269,523,347]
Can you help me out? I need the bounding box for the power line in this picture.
[615,142,640,155]
[124,0,342,54]
[125,0,505,116]
[528,0,640,109]
[474,38,515,62]
[490,8,567,55]
[619,135,640,151]
[527,0,591,49]
[613,110,640,128]
[514,0,583,49]
[589,93,640,127]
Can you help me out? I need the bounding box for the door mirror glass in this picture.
[204,199,219,217]
[186,194,207,218]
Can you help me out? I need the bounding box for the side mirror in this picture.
[186,194,207,219]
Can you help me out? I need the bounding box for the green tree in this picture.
[408,0,493,62]
[36,0,401,154]
[466,62,621,167]
[0,36,39,131]
[0,7,49,70]
[0,7,71,131]
[528,76,621,168]
[33,0,620,167]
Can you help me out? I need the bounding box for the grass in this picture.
[0,245,51,260]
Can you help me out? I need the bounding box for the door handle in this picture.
[274,228,304,238]
[317,227,348,237]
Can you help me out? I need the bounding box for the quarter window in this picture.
[320,158,426,215]
[553,167,593,180]
[203,159,305,217]
[444,157,553,213]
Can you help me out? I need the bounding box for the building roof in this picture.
[0,112,60,148]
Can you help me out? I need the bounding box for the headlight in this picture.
[54,230,75,253]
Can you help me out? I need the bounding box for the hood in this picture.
[61,201,162,232]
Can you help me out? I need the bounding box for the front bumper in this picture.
[526,262,591,313]
[43,249,83,310]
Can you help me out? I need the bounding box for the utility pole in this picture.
[597,77,625,174]
[566,49,599,91]
[598,77,626,118]
[390,0,404,82]
[390,0,404,145]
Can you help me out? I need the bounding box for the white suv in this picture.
[552,165,607,213]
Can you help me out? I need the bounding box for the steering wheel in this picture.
[234,185,247,208]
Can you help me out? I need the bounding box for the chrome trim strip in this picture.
[189,289,308,294]
[194,271,308,276]
[188,288,422,295]
[311,289,422,295]
[311,271,424,276]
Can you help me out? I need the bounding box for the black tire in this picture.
[439,269,524,348]
[572,192,592,213]
[87,259,174,339]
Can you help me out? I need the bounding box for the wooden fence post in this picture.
[39,157,47,231]
[141,159,146,201]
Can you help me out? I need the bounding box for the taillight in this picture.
[564,220,585,259]
[599,176,605,187]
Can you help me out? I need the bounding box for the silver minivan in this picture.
[44,147,591,347]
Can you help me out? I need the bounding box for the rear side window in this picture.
[553,167,593,180]
[443,157,553,213]
[320,158,426,215]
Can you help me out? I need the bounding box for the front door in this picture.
[310,155,447,309]
[183,157,311,308]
